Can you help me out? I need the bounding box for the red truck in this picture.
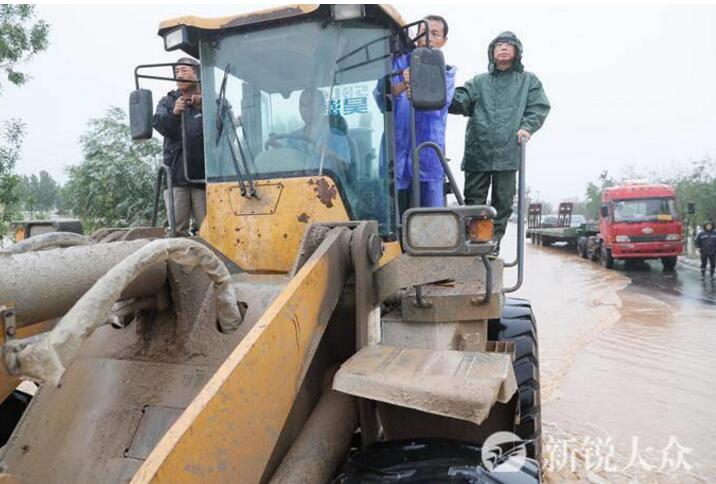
[582,182,684,270]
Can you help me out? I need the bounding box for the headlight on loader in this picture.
[406,211,461,251]
[163,25,192,52]
[402,206,497,256]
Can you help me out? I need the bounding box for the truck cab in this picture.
[598,183,683,269]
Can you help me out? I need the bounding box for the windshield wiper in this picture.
[214,63,258,198]
[226,107,258,198]
[215,63,231,144]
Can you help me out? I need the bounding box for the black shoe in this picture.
[701,272,706,281]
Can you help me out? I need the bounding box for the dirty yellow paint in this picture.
[158,4,404,35]
[378,240,402,268]
[200,177,350,273]
[378,4,407,26]
[132,228,351,484]
[159,4,319,33]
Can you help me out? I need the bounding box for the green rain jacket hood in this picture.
[449,31,550,172]
[488,31,524,73]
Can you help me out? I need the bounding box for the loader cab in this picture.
[199,14,396,234]
[131,5,450,272]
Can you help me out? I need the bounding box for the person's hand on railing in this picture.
[403,68,411,98]
[517,129,531,144]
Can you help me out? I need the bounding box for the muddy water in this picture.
[501,228,716,482]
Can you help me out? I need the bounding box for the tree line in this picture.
[0,5,49,236]
[6,107,163,233]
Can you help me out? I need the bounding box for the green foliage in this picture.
[664,158,716,227]
[584,170,616,220]
[0,119,25,234]
[17,170,59,214]
[63,107,162,231]
[0,5,50,94]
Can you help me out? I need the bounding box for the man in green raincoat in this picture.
[450,31,550,251]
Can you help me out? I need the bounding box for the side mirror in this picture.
[409,47,446,111]
[129,89,154,140]
[600,205,609,218]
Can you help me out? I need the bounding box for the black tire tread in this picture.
[488,298,541,461]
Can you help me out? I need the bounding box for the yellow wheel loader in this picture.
[0,5,540,483]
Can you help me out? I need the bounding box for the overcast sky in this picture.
[2,4,716,205]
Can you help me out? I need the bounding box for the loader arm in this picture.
[132,227,351,483]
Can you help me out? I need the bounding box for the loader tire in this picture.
[0,390,31,446]
[488,298,541,462]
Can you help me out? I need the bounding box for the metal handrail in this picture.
[150,164,176,237]
[408,106,427,306]
[415,141,465,206]
[503,140,527,293]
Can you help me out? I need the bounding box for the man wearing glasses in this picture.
[450,32,551,253]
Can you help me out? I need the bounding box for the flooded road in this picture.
[501,228,716,482]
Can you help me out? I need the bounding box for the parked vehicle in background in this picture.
[569,214,586,228]
[584,183,684,269]
[540,214,559,228]
[10,219,83,241]
[528,183,683,270]
[527,204,596,248]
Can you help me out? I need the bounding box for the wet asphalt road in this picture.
[501,229,716,483]
[623,257,716,306]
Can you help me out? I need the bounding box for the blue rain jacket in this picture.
[391,53,456,189]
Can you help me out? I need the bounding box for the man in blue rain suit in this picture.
[390,15,456,211]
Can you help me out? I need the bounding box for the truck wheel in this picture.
[578,238,588,259]
[661,256,677,271]
[601,247,614,269]
[488,298,541,461]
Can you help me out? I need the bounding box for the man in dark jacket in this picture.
[695,221,716,280]
[152,57,206,235]
[449,31,550,251]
